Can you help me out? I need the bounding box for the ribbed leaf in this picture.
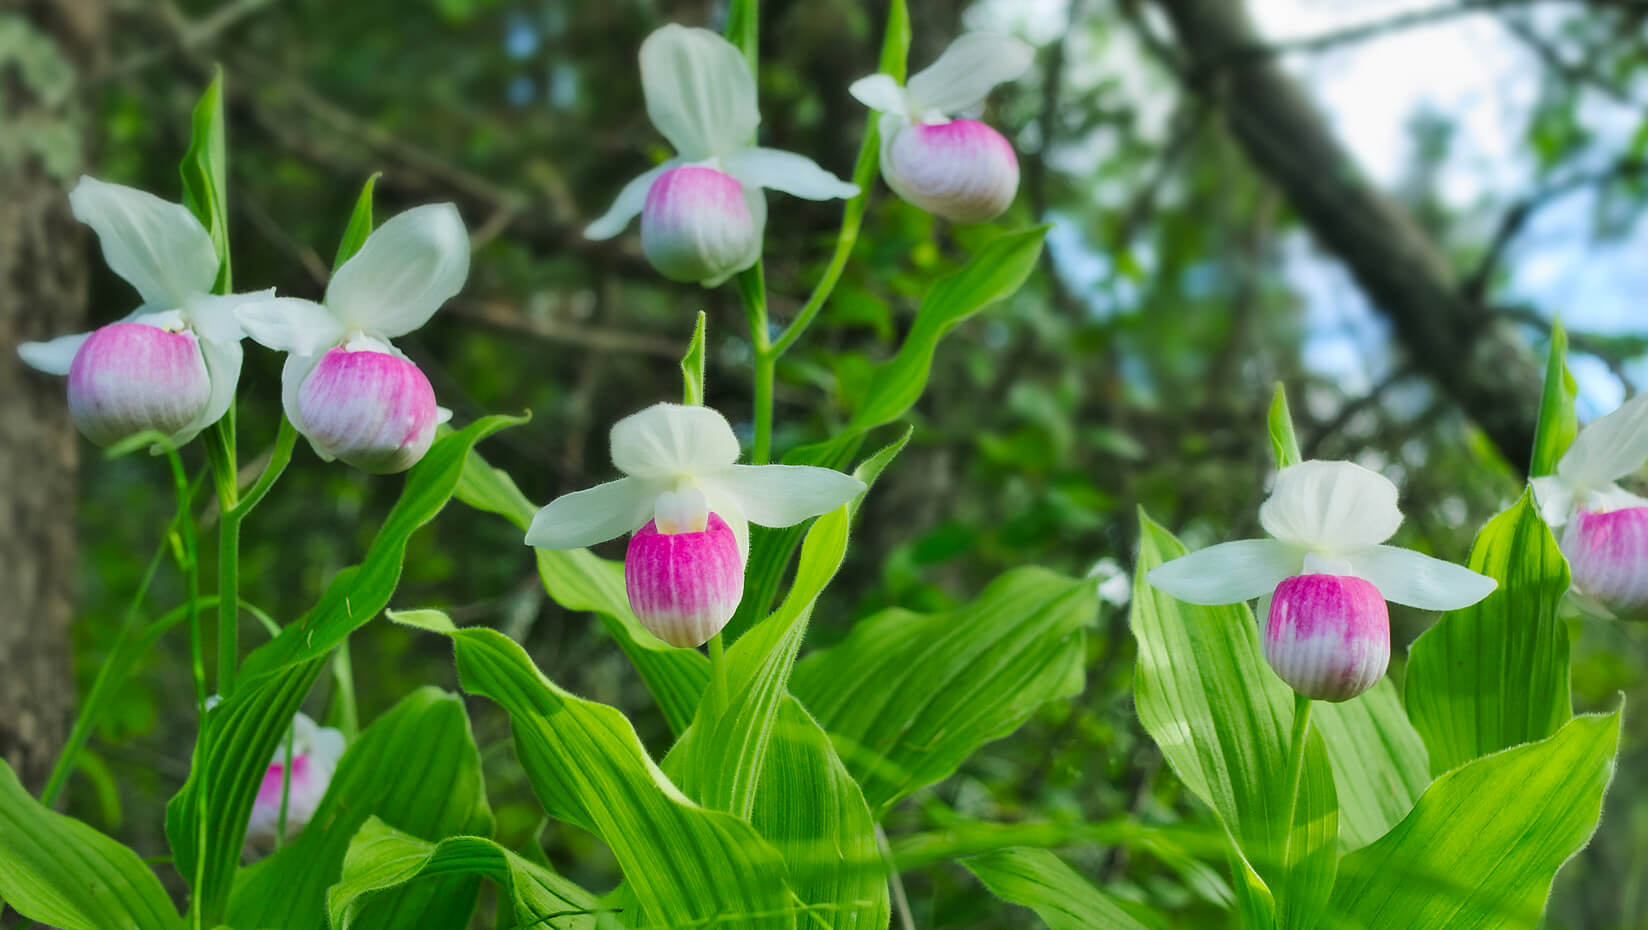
[681,310,706,406]
[179,69,230,292]
[1328,710,1621,929]
[792,566,1094,817]
[395,612,797,929]
[1529,319,1578,477]
[0,761,182,930]
[228,688,493,929]
[1267,383,1304,469]
[1310,683,1429,850]
[168,416,521,922]
[334,173,380,270]
[965,847,1161,930]
[328,818,614,930]
[1405,491,1572,775]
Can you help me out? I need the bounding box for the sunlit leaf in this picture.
[1268,382,1303,469]
[965,846,1162,930]
[1529,319,1578,478]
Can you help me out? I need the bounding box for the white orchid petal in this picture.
[1145,538,1303,605]
[848,73,910,117]
[695,184,766,287]
[1259,460,1403,550]
[69,176,219,310]
[702,481,751,564]
[585,160,682,240]
[701,464,866,529]
[639,25,759,160]
[18,331,94,375]
[435,405,454,425]
[609,403,741,478]
[906,33,1034,117]
[307,726,347,767]
[1587,483,1648,514]
[525,476,658,549]
[182,336,244,441]
[327,203,469,337]
[237,298,346,356]
[1348,545,1497,611]
[182,289,272,345]
[1557,391,1648,487]
[721,147,859,201]
[1530,476,1575,527]
[280,351,322,438]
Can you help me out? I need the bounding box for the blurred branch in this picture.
[1302,365,1418,459]
[1498,13,1637,106]
[1496,304,1641,393]
[449,300,680,358]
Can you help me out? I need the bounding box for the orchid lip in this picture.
[1264,573,1391,702]
[625,513,745,648]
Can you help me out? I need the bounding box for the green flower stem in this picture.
[330,638,361,742]
[210,416,298,697]
[1281,692,1314,855]
[737,267,775,464]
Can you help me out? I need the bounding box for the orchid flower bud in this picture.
[1561,507,1648,617]
[1264,573,1391,702]
[296,345,439,474]
[626,501,745,648]
[67,321,212,447]
[244,711,345,857]
[882,119,1020,224]
[640,166,760,286]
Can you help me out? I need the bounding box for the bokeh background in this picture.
[6,0,1648,926]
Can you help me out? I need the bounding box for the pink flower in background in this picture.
[235,204,469,473]
[849,33,1033,224]
[525,403,864,647]
[1148,460,1495,701]
[18,177,269,447]
[244,711,345,857]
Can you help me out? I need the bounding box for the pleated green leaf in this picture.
[1529,319,1578,478]
[1405,491,1572,775]
[333,172,381,270]
[454,448,709,734]
[1328,710,1621,929]
[1311,683,1430,850]
[328,818,615,930]
[227,687,493,929]
[0,760,182,930]
[1279,724,1338,930]
[168,417,520,922]
[792,565,1095,817]
[681,310,706,406]
[1267,383,1304,469]
[396,612,797,929]
[964,847,1161,930]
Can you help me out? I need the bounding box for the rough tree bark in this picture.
[0,0,105,794]
[1151,0,1544,473]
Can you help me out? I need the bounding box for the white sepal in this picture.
[702,480,752,564]
[279,351,323,437]
[609,403,741,478]
[1145,538,1303,605]
[68,176,219,311]
[639,25,759,161]
[238,297,347,356]
[187,336,244,440]
[1589,484,1648,514]
[847,73,909,118]
[326,203,469,338]
[183,289,271,345]
[905,33,1034,118]
[701,464,866,528]
[585,160,681,240]
[18,331,93,375]
[1348,545,1497,610]
[1556,391,1648,488]
[1259,460,1403,551]
[526,476,659,549]
[1530,475,1576,528]
[721,147,859,201]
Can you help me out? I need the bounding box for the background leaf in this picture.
[965,847,1162,930]
[333,173,381,271]
[1529,319,1578,478]
[1268,383,1304,469]
[179,69,230,293]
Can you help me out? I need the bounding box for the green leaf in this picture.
[1328,710,1621,929]
[167,417,521,922]
[0,760,182,930]
[334,173,381,271]
[964,847,1161,930]
[453,448,710,735]
[1529,318,1578,477]
[792,565,1094,817]
[1405,490,1572,775]
[1310,682,1430,850]
[327,818,614,930]
[1268,383,1303,469]
[682,310,707,406]
[396,614,797,928]
[227,688,493,929]
[723,0,758,73]
[1279,722,1338,930]
[179,69,230,293]
[879,0,911,81]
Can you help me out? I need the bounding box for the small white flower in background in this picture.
[244,710,345,856]
[235,204,469,474]
[525,403,864,647]
[1148,460,1496,702]
[849,33,1033,224]
[18,177,271,447]
[1531,392,1648,617]
[584,25,859,287]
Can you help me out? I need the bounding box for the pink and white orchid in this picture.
[18,177,270,447]
[584,25,859,287]
[235,204,468,474]
[849,34,1033,224]
[1148,460,1496,701]
[243,710,345,856]
[525,403,864,646]
[1531,392,1648,617]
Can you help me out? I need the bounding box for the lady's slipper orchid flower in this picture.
[1148,460,1496,701]
[18,177,270,447]
[1531,392,1648,616]
[584,25,859,287]
[235,204,469,474]
[525,403,865,647]
[849,33,1034,224]
[244,710,345,856]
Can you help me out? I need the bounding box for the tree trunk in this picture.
[1151,0,1543,473]
[0,0,105,795]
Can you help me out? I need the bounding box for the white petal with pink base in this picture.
[244,711,345,857]
[1148,459,1495,700]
